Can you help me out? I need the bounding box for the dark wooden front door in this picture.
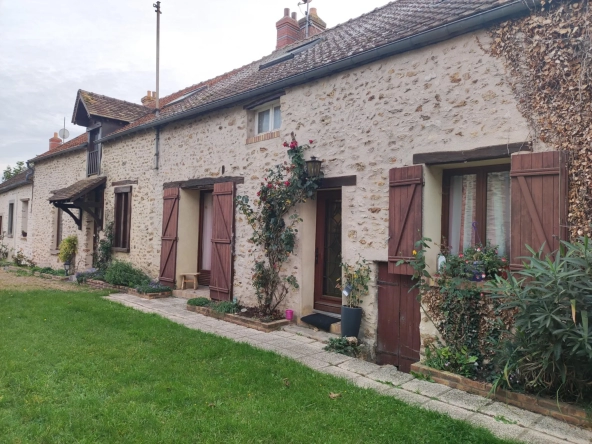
[314,190,342,314]
[376,262,421,373]
[198,190,213,286]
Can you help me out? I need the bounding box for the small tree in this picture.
[2,161,26,182]
[237,133,322,315]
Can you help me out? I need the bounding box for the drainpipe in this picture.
[26,160,34,212]
[154,127,160,170]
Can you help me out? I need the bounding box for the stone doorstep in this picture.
[411,363,592,431]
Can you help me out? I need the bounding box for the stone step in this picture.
[172,288,210,300]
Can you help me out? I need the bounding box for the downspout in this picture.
[154,127,160,170]
[26,160,34,212]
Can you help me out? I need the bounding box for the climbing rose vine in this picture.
[237,132,323,315]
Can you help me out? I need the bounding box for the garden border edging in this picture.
[186,304,289,332]
[86,279,171,299]
[410,363,591,429]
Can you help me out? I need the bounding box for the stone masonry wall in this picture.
[31,150,90,272]
[100,30,537,350]
[0,184,33,261]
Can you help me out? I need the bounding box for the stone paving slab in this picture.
[104,294,592,444]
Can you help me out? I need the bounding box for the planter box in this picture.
[187,305,289,333]
[410,363,591,429]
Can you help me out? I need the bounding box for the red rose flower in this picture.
[284,181,290,186]
[459,253,464,258]
[257,191,261,196]
[309,139,314,144]
[267,183,272,189]
[283,142,289,147]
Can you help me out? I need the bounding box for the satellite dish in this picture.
[59,128,70,140]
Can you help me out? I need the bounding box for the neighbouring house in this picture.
[27,0,569,372]
[0,169,34,261]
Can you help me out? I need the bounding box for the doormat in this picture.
[300,313,340,332]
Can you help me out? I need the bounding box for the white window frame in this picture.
[255,101,281,135]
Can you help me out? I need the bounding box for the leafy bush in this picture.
[31,266,66,276]
[187,297,211,307]
[104,261,150,288]
[58,236,78,264]
[424,343,479,378]
[0,233,9,260]
[76,269,105,284]
[136,282,172,294]
[211,301,240,314]
[489,236,592,402]
[324,337,361,357]
[13,249,35,267]
[94,222,114,271]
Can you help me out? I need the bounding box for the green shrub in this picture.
[187,297,211,307]
[58,236,78,263]
[324,337,360,357]
[31,266,66,276]
[211,301,240,314]
[424,343,479,378]
[104,261,150,288]
[489,236,592,402]
[94,222,114,271]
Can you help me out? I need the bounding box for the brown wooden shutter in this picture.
[510,151,568,270]
[388,165,423,275]
[159,188,180,286]
[210,182,235,301]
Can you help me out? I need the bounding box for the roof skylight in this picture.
[166,85,208,106]
[259,38,321,70]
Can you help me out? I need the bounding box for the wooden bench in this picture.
[180,273,200,290]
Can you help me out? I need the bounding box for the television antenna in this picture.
[58,117,69,141]
[298,0,312,38]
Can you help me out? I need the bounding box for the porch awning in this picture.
[49,176,106,203]
[49,176,106,230]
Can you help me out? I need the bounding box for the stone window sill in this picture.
[50,249,60,256]
[112,247,130,253]
[246,130,280,145]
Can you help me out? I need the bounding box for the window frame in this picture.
[20,199,29,238]
[255,102,281,135]
[441,164,511,251]
[54,208,63,251]
[87,127,102,177]
[7,202,14,237]
[113,186,132,253]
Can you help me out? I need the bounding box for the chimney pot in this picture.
[276,7,301,49]
[310,7,317,16]
[49,132,62,151]
[142,91,156,108]
[298,7,327,38]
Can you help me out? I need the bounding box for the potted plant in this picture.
[337,259,371,338]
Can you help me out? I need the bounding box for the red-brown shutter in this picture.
[159,187,180,286]
[388,165,423,275]
[510,151,568,270]
[210,182,235,301]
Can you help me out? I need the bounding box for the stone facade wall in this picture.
[0,183,33,261]
[99,30,537,350]
[30,150,92,272]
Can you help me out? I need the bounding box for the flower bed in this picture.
[85,279,171,299]
[186,303,289,333]
[410,363,591,429]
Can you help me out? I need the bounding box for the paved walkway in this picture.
[106,293,592,444]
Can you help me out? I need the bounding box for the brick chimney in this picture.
[141,90,156,108]
[276,8,301,49]
[298,8,327,38]
[49,132,62,151]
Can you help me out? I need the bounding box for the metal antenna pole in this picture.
[306,1,310,38]
[153,1,162,110]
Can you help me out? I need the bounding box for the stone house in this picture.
[0,170,34,261]
[28,0,567,371]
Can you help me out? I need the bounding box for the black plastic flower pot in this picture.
[341,306,363,338]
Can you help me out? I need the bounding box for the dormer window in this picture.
[87,127,101,176]
[256,102,281,134]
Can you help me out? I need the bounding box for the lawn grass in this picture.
[0,288,515,443]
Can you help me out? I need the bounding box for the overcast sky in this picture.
[0,0,392,173]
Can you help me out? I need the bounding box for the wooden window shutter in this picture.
[510,151,568,270]
[159,188,180,286]
[210,182,235,301]
[388,165,423,275]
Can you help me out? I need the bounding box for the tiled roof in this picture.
[75,90,150,123]
[49,176,107,202]
[102,0,529,141]
[0,170,32,193]
[32,133,88,162]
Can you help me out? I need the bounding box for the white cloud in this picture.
[0,0,392,167]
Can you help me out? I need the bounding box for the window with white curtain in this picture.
[444,166,511,256]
